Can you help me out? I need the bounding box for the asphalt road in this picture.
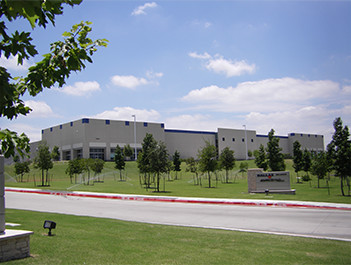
[5,192,351,241]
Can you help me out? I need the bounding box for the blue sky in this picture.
[1,0,351,146]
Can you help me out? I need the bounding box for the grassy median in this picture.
[5,160,351,204]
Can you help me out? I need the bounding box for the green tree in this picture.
[0,0,108,158]
[239,162,249,177]
[14,160,30,182]
[185,157,200,185]
[302,149,312,179]
[82,158,94,185]
[149,141,169,192]
[114,145,125,181]
[33,142,53,186]
[267,129,285,171]
[173,150,181,180]
[90,159,105,182]
[137,133,157,189]
[311,152,329,188]
[123,144,133,161]
[254,144,268,171]
[198,141,217,188]
[292,141,304,182]
[51,146,60,161]
[65,158,84,184]
[219,147,235,183]
[328,117,351,196]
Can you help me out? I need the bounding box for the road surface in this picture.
[5,191,351,241]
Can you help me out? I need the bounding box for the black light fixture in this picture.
[43,220,56,236]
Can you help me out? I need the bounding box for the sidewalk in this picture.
[5,187,351,211]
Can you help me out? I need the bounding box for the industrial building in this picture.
[33,118,324,161]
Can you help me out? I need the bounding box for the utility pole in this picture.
[243,125,248,160]
[132,115,137,161]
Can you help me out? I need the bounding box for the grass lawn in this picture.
[4,160,351,204]
[3,209,351,265]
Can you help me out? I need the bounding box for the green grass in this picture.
[3,209,351,264]
[5,160,351,204]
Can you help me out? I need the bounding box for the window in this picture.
[106,120,110,125]
[144,122,148,127]
[232,138,235,142]
[125,121,129,126]
[161,123,164,128]
[60,125,63,129]
[74,149,83,159]
[251,139,254,143]
[242,138,245,142]
[63,151,71,160]
[42,130,44,134]
[222,137,225,141]
[70,122,73,127]
[110,148,116,160]
[50,128,53,132]
[82,118,89,124]
[89,148,105,160]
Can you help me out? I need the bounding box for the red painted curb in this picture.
[5,188,351,211]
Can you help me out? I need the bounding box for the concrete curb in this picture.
[5,187,351,211]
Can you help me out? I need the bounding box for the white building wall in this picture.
[37,118,325,161]
[42,118,165,161]
[218,128,257,160]
[165,130,216,159]
[288,133,324,154]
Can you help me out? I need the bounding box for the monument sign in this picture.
[248,168,295,194]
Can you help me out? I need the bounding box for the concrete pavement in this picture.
[5,187,351,211]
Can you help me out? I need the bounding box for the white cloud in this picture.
[342,85,351,94]
[111,71,163,89]
[146,71,164,79]
[189,52,256,77]
[180,77,346,146]
[0,55,31,72]
[182,78,339,113]
[24,100,55,118]
[132,2,157,16]
[58,81,101,96]
[111,75,149,89]
[3,123,42,142]
[188,52,211,60]
[91,106,161,122]
[206,57,256,77]
[190,20,212,29]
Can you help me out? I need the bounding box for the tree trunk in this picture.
[156,173,160,192]
[41,169,44,186]
[226,170,228,183]
[341,177,345,196]
[318,177,320,188]
[208,171,211,188]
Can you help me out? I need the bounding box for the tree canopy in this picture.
[114,145,125,181]
[198,141,218,188]
[219,147,235,183]
[267,129,285,171]
[328,117,351,196]
[33,142,53,186]
[292,141,304,178]
[0,0,108,158]
[254,144,268,171]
